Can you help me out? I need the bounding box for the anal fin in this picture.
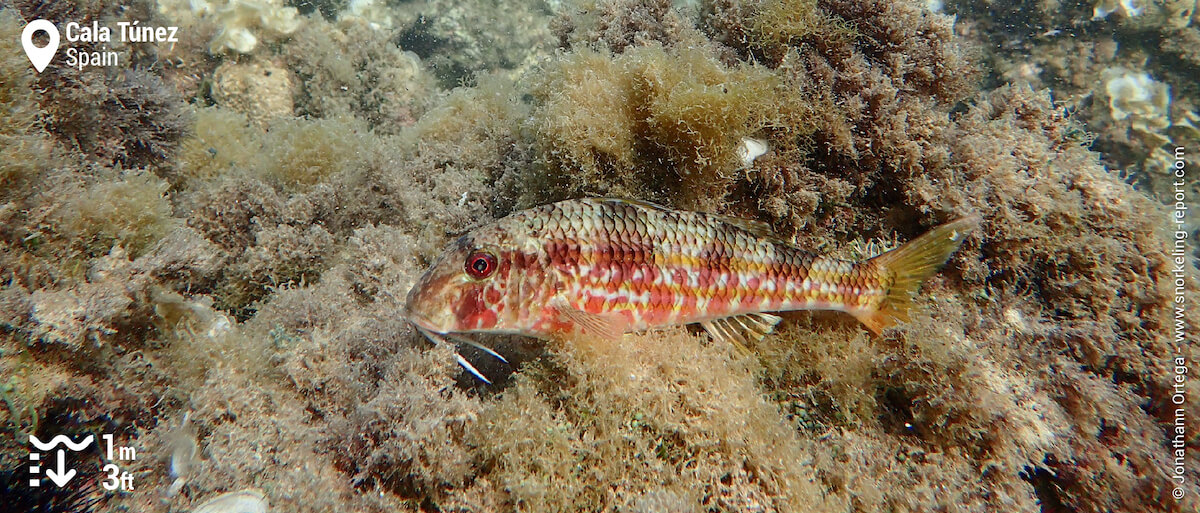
[700,313,783,353]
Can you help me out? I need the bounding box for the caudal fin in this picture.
[852,216,979,334]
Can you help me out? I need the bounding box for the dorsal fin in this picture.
[709,213,775,238]
[595,197,775,238]
[596,197,672,211]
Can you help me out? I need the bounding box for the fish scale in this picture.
[531,199,874,331]
[404,197,977,382]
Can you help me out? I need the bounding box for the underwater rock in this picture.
[1102,66,1172,141]
[157,0,302,54]
[212,59,295,125]
[281,18,435,133]
[1093,0,1146,20]
[520,44,781,210]
[553,0,697,52]
[394,0,554,87]
[37,67,190,169]
[952,0,1197,216]
[0,9,49,188]
[339,0,393,30]
[1093,0,1196,28]
[29,281,129,347]
[18,224,223,349]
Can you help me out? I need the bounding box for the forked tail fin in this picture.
[852,216,979,334]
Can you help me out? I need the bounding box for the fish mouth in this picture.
[403,272,508,384]
[404,302,511,384]
[403,305,450,337]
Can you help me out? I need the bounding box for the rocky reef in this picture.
[0,0,1196,512]
[945,0,1199,230]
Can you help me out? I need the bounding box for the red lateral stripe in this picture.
[498,199,889,335]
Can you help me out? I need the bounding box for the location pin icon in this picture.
[21,20,59,73]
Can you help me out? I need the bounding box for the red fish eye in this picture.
[465,251,497,279]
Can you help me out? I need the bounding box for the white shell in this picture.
[169,414,198,479]
[736,137,769,169]
[192,489,269,513]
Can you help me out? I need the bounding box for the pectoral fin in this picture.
[550,296,627,340]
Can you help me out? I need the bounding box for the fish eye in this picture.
[465,251,497,279]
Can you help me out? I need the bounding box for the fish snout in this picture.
[404,277,455,334]
[404,285,431,327]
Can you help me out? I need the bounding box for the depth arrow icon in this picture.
[45,450,75,487]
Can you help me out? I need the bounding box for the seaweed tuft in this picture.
[519,44,782,211]
[0,9,50,192]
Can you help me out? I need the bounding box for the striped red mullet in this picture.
[405,198,976,381]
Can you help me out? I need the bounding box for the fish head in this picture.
[405,228,520,335]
